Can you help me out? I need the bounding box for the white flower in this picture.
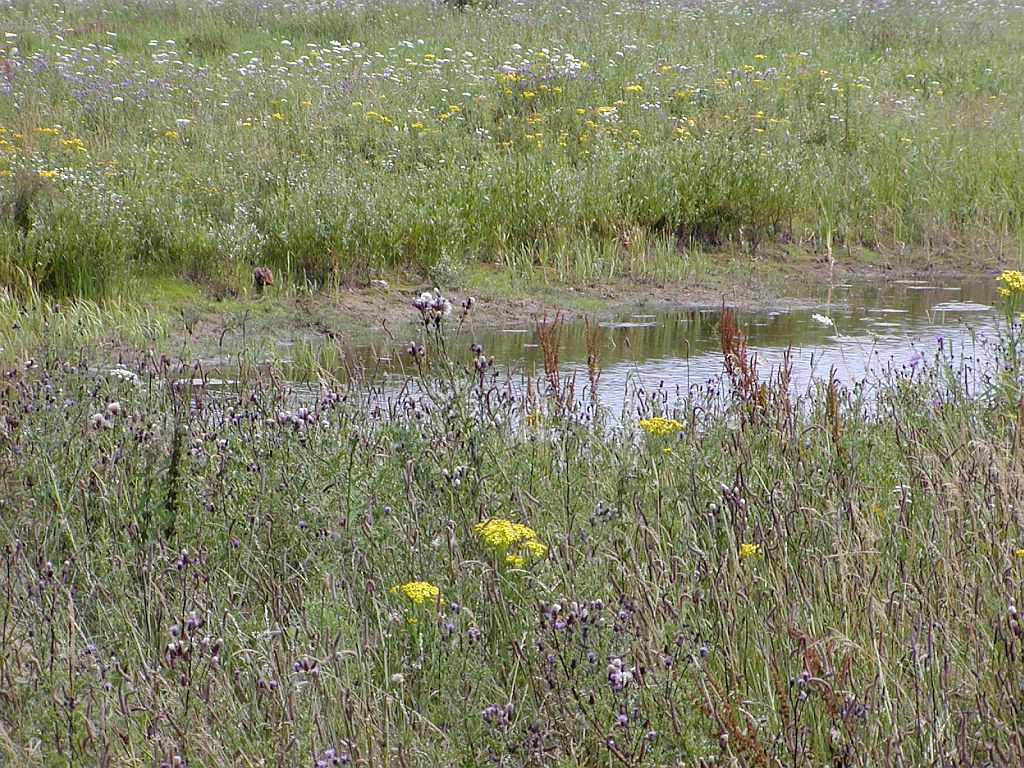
[109,368,139,384]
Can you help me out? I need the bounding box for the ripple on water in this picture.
[930,301,991,313]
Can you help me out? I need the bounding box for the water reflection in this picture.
[202,278,1005,413]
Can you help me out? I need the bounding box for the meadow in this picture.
[5,1,1024,765]
[2,280,1024,766]
[0,0,1023,304]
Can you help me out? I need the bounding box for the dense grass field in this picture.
[1,0,1023,301]
[2,281,1024,766]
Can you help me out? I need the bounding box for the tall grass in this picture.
[0,283,165,365]
[2,289,1024,765]
[0,0,1022,298]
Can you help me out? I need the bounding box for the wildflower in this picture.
[475,518,547,562]
[739,543,760,558]
[1015,548,1024,558]
[390,581,440,605]
[997,270,1024,297]
[38,170,58,179]
[108,368,140,384]
[624,84,643,92]
[163,130,179,140]
[637,416,682,436]
[475,518,537,548]
[523,539,547,556]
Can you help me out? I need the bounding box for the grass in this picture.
[2,284,1024,765]
[0,283,166,366]
[1,0,1023,301]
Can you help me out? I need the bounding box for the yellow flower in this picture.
[475,518,547,561]
[1015,548,1024,558]
[997,270,1024,296]
[638,417,683,436]
[739,543,760,558]
[524,539,547,556]
[271,112,284,120]
[475,518,538,548]
[390,581,440,605]
[37,169,58,179]
[624,84,643,93]
[163,130,179,140]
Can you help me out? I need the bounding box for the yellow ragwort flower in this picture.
[638,417,683,436]
[739,543,760,558]
[475,518,547,561]
[524,538,548,556]
[997,270,1024,297]
[475,518,538,548]
[390,581,440,604]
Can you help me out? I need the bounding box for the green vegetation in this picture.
[3,1,1024,762]
[2,281,1024,765]
[1,0,1023,301]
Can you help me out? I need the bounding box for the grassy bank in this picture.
[1,0,1023,301]
[2,283,1024,765]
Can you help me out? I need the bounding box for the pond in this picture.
[189,278,1004,415]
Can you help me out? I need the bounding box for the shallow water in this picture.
[198,278,1005,414]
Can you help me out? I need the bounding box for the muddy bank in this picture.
[173,245,1003,358]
